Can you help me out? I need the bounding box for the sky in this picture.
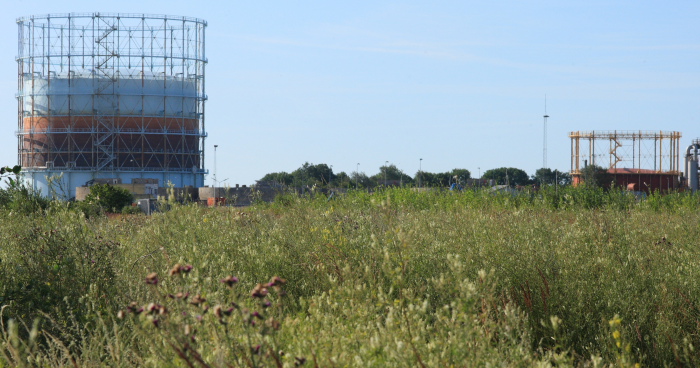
[1,1,698,186]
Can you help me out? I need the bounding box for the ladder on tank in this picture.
[93,17,117,171]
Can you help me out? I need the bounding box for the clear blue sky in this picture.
[1,1,698,185]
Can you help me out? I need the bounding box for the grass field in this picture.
[2,187,700,367]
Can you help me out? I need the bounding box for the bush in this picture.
[83,184,133,213]
[0,209,120,340]
[121,204,143,215]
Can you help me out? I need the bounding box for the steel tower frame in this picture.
[569,130,682,174]
[16,13,207,183]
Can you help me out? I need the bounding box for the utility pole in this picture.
[543,95,549,169]
[214,144,218,188]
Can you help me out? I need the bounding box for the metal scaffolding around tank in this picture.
[569,130,682,192]
[16,13,207,197]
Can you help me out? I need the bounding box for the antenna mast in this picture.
[543,95,549,169]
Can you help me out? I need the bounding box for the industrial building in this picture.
[16,13,207,198]
[569,130,684,193]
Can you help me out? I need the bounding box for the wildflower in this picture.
[251,283,268,298]
[190,294,206,306]
[268,276,287,287]
[169,263,182,276]
[152,318,160,328]
[145,272,158,285]
[168,292,190,300]
[262,300,272,308]
[146,303,166,315]
[169,264,193,276]
[266,317,281,331]
[251,311,263,320]
[251,345,261,355]
[608,315,622,327]
[613,330,621,340]
[127,302,143,314]
[221,275,239,287]
[117,310,125,319]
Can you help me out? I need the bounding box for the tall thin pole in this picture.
[543,95,549,169]
[419,158,423,188]
[213,144,218,188]
[385,161,389,186]
[356,163,359,188]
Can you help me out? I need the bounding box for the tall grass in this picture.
[2,187,700,366]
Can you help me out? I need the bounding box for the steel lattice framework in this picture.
[16,13,207,192]
[569,130,682,174]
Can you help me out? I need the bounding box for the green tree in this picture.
[414,168,471,187]
[84,184,134,213]
[579,165,612,189]
[450,168,471,181]
[259,171,294,186]
[350,171,371,188]
[333,171,351,188]
[291,162,334,187]
[533,168,571,186]
[482,167,530,186]
[371,164,413,186]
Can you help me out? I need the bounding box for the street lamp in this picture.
[385,161,389,186]
[329,165,333,188]
[213,144,218,188]
[419,158,423,188]
[356,163,360,189]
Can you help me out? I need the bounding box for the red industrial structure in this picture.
[569,130,682,193]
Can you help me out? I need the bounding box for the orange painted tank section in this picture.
[21,116,201,169]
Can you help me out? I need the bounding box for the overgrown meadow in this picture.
[2,186,700,367]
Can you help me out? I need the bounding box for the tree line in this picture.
[258,162,574,188]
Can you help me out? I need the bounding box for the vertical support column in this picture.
[659,131,663,172]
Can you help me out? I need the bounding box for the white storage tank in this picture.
[17,13,208,197]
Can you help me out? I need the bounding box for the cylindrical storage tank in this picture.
[16,13,207,197]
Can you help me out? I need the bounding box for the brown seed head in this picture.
[268,276,287,287]
[221,275,239,287]
[190,294,206,306]
[169,263,182,276]
[251,283,268,298]
[266,317,281,331]
[145,272,158,285]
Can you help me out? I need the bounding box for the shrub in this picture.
[83,184,133,213]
